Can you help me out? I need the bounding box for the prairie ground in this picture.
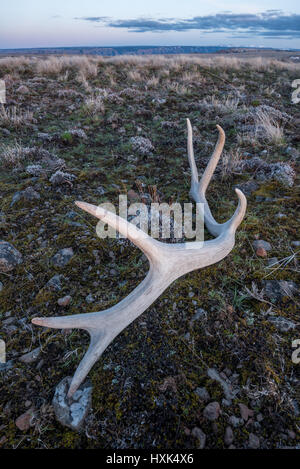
[0,54,299,449]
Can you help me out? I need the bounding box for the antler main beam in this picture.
[32,119,247,397]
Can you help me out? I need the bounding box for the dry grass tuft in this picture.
[0,142,29,167]
[254,108,285,144]
[0,105,34,128]
[83,94,105,115]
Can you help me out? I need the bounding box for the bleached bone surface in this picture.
[32,119,247,397]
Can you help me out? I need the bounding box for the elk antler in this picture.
[32,119,247,397]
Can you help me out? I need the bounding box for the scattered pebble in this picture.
[15,409,35,431]
[224,426,234,446]
[58,295,72,307]
[19,347,41,364]
[0,241,23,273]
[248,433,260,449]
[239,403,254,421]
[52,376,92,431]
[194,387,210,402]
[203,402,221,421]
[252,240,272,252]
[191,427,206,449]
[256,247,267,258]
[51,248,74,268]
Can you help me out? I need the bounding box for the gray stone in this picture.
[191,427,206,449]
[46,274,66,292]
[194,387,210,402]
[235,181,258,196]
[22,187,40,201]
[0,360,14,372]
[228,415,243,428]
[224,426,234,446]
[0,241,23,273]
[248,433,260,449]
[207,368,237,401]
[11,187,40,207]
[252,240,272,251]
[263,280,298,303]
[85,293,95,304]
[268,316,296,332]
[0,281,3,292]
[239,403,254,421]
[19,347,41,364]
[95,186,106,196]
[52,248,74,268]
[203,402,221,421]
[191,308,207,322]
[52,376,92,431]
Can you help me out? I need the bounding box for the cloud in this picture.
[74,16,110,22]
[76,10,300,38]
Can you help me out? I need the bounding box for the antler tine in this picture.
[75,201,161,264]
[186,118,246,237]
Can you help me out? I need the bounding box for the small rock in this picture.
[228,415,244,428]
[52,376,92,431]
[95,186,106,196]
[191,427,206,449]
[46,274,65,292]
[207,368,236,401]
[263,280,298,303]
[203,402,221,421]
[194,387,210,402]
[191,308,207,322]
[58,295,72,307]
[239,403,254,421]
[222,399,231,407]
[19,347,41,364]
[0,281,3,292]
[85,293,95,304]
[0,241,23,273]
[256,247,267,258]
[235,181,258,196]
[0,360,14,372]
[248,433,260,449]
[224,426,234,446]
[267,257,278,267]
[15,410,34,431]
[268,316,296,332]
[252,240,272,251]
[52,248,74,268]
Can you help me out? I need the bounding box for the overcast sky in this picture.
[1,0,300,49]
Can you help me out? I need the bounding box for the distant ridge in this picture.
[1,45,299,57]
[0,45,231,56]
